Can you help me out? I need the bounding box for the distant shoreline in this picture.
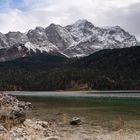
[63,89,140,93]
[3,90,140,93]
[4,91,140,99]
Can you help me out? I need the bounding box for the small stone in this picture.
[0,124,7,133]
[42,122,49,128]
[26,102,32,109]
[70,117,81,125]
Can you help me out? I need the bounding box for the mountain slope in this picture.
[79,46,140,72]
[0,19,139,61]
[0,46,140,91]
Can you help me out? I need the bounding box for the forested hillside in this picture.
[0,46,140,91]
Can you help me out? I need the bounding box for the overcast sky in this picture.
[0,0,140,39]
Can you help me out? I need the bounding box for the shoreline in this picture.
[3,90,140,93]
[4,91,140,99]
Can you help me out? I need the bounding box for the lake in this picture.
[7,91,140,139]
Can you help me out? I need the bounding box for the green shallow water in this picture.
[17,95,140,106]
[15,95,140,129]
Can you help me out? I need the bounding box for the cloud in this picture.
[0,0,139,40]
[96,3,140,39]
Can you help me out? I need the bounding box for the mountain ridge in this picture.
[0,19,139,62]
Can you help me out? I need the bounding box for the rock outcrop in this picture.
[0,93,60,140]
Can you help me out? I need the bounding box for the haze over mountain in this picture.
[0,19,139,62]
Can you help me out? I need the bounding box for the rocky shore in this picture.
[1,92,140,140]
[0,93,60,140]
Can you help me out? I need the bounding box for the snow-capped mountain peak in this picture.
[45,23,74,51]
[71,19,94,28]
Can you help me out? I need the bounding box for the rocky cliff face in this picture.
[0,19,139,61]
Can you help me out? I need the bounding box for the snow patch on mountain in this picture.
[25,42,58,54]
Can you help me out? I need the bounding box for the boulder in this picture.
[11,109,26,124]
[18,101,32,110]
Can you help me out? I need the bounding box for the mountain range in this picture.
[0,19,140,90]
[0,19,139,62]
